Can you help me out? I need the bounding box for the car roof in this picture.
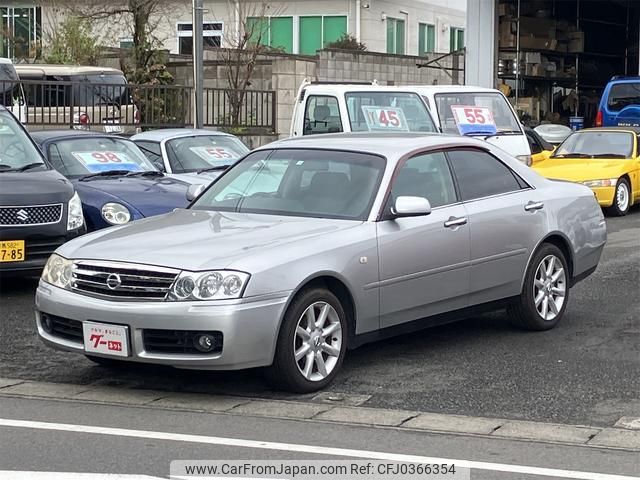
[409,85,503,94]
[30,130,131,144]
[578,127,640,135]
[14,64,124,76]
[301,84,433,94]
[256,132,486,158]
[131,128,233,142]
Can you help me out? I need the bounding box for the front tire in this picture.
[508,244,569,331]
[606,178,631,216]
[265,288,347,393]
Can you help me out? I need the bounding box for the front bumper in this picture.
[590,186,616,207]
[35,281,291,370]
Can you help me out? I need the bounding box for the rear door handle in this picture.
[444,216,468,228]
[524,201,544,212]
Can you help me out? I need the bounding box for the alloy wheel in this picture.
[294,301,343,382]
[616,181,630,213]
[533,254,566,321]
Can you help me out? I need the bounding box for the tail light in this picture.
[134,109,141,124]
[72,112,90,130]
[595,110,603,127]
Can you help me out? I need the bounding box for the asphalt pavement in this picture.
[0,209,638,428]
[1,396,639,479]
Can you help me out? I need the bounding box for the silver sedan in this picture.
[36,133,606,392]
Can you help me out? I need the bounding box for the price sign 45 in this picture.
[362,106,409,131]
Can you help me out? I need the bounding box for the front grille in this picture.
[71,260,179,301]
[143,329,223,355]
[41,313,83,342]
[0,204,63,226]
[26,237,67,262]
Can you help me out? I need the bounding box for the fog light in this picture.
[41,313,53,334]
[194,333,216,353]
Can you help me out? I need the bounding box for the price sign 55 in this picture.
[450,105,498,135]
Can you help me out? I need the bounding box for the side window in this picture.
[392,151,457,208]
[526,131,543,154]
[303,95,343,135]
[447,149,523,201]
[135,141,163,163]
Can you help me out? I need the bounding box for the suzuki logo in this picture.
[106,273,122,290]
[16,209,29,222]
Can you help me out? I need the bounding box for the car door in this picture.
[446,148,548,306]
[377,151,470,328]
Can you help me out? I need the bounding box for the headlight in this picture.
[167,270,250,301]
[41,254,74,290]
[67,192,84,231]
[583,178,618,188]
[101,202,131,225]
[516,155,532,167]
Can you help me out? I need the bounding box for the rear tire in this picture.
[606,178,631,216]
[265,288,347,393]
[508,243,569,331]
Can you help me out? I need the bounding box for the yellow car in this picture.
[533,127,640,216]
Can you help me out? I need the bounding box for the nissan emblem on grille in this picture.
[16,209,29,222]
[106,273,122,290]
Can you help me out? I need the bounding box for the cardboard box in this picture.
[567,31,584,53]
[525,51,542,64]
[518,17,556,39]
[520,35,557,51]
[498,3,516,16]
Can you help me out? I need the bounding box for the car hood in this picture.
[72,175,190,217]
[533,158,634,182]
[0,168,74,205]
[165,171,222,186]
[57,209,360,271]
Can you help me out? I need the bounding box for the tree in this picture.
[325,34,367,52]
[221,0,282,129]
[61,0,169,80]
[44,16,101,65]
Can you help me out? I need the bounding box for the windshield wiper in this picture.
[551,153,593,158]
[79,169,131,181]
[125,170,164,178]
[590,153,628,158]
[197,165,230,174]
[4,162,46,172]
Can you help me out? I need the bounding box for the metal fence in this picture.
[0,80,276,133]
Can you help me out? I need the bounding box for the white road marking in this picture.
[1,418,638,480]
[0,473,162,479]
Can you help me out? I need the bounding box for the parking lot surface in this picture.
[0,209,638,427]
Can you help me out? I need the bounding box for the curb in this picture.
[1,377,639,451]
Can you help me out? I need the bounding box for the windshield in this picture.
[435,92,521,134]
[192,149,386,220]
[47,137,157,177]
[165,135,249,173]
[608,83,640,112]
[73,74,130,106]
[345,92,436,133]
[0,110,46,171]
[554,131,634,158]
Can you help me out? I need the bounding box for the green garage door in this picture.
[300,16,322,55]
[323,16,347,47]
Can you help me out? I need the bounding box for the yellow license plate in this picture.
[0,240,25,262]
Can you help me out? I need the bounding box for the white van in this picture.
[290,80,438,137]
[412,85,532,165]
[0,58,26,123]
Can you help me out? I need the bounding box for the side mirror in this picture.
[391,196,432,218]
[153,161,166,172]
[186,183,205,202]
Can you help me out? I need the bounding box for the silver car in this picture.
[36,133,607,392]
[131,128,249,186]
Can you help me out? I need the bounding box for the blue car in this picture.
[31,131,190,231]
[596,76,640,128]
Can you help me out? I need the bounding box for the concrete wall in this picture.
[39,0,464,57]
[165,47,462,142]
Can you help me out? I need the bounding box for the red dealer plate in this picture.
[82,321,129,357]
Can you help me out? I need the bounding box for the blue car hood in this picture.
[72,175,190,217]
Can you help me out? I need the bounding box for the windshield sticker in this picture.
[362,106,409,131]
[72,151,142,173]
[450,105,498,136]
[190,146,239,162]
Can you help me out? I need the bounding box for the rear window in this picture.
[435,92,521,134]
[608,83,640,112]
[0,63,20,107]
[345,92,436,133]
[23,73,130,108]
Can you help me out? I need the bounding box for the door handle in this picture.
[524,201,544,212]
[444,216,468,228]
